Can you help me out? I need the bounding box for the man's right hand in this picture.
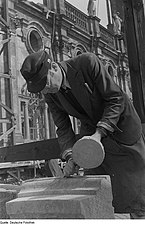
[63,158,79,177]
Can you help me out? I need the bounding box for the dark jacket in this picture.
[45,53,142,151]
[45,53,145,213]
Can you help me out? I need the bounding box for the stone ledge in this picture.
[6,175,115,219]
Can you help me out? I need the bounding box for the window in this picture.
[108,65,114,77]
[26,28,44,53]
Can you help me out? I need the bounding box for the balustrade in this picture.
[64,1,116,50]
[65,1,89,32]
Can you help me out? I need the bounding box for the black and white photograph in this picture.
[0,0,145,223]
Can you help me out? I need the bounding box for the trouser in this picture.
[84,134,145,214]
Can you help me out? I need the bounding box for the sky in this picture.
[29,0,108,27]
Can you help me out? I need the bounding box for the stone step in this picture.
[6,175,115,219]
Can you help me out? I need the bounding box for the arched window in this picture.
[74,44,87,56]
[108,65,114,77]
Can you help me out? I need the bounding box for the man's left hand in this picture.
[63,158,79,177]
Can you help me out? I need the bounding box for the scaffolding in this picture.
[0,0,16,147]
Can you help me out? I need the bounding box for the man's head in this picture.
[20,50,63,94]
[41,61,63,94]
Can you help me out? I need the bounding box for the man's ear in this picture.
[51,62,58,71]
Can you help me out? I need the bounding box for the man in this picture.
[20,50,145,218]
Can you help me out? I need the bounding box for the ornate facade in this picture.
[0,0,131,147]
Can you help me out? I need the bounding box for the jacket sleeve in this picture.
[45,94,76,158]
[87,53,125,133]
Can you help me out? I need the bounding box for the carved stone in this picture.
[6,176,115,219]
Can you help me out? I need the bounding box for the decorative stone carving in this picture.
[87,0,97,17]
[112,12,122,36]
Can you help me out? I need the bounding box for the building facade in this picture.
[0,0,131,148]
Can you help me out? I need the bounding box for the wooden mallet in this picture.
[72,137,105,169]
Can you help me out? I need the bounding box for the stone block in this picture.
[0,184,21,219]
[6,176,114,219]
